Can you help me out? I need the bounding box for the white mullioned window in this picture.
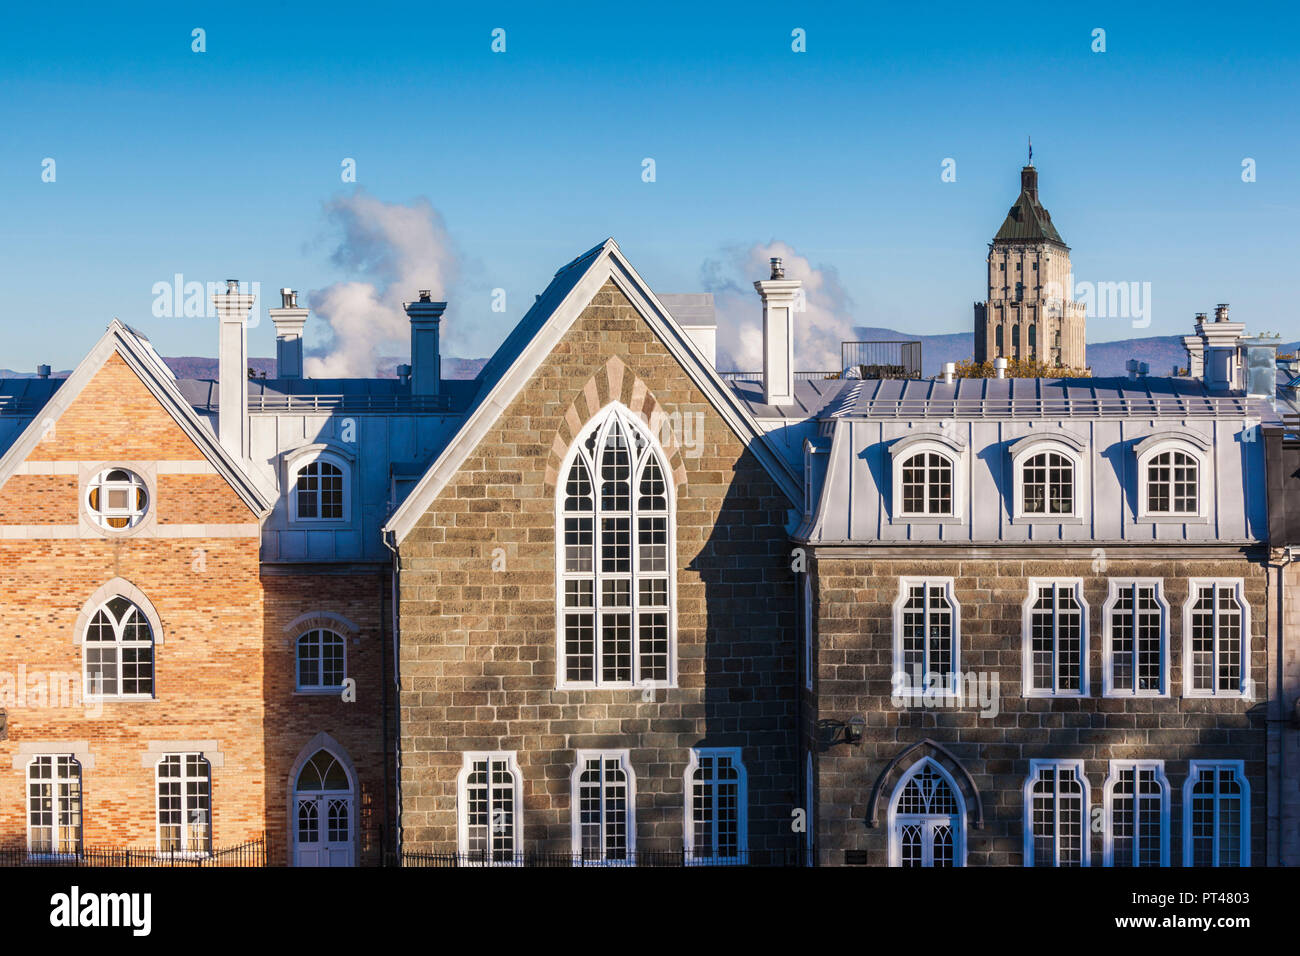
[890,434,966,520]
[1183,761,1249,867]
[1010,436,1085,520]
[86,467,149,530]
[1136,434,1209,519]
[457,752,522,864]
[27,755,82,857]
[571,750,635,863]
[888,758,966,867]
[1183,579,1249,697]
[156,753,211,857]
[685,748,747,863]
[296,628,346,691]
[1022,579,1088,696]
[83,596,155,699]
[1103,579,1168,697]
[556,405,674,689]
[1024,759,1089,867]
[291,455,348,522]
[1103,761,1170,867]
[892,578,960,698]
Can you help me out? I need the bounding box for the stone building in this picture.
[974,163,1087,369]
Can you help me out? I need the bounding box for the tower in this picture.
[974,159,1086,369]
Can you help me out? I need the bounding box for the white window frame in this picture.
[84,467,150,531]
[1102,760,1170,867]
[456,751,523,865]
[805,750,815,866]
[683,748,748,864]
[1182,578,1250,698]
[554,402,677,690]
[890,435,966,521]
[1135,434,1210,520]
[570,749,636,864]
[891,577,961,702]
[294,628,348,693]
[26,755,82,860]
[1010,437,1085,521]
[1102,578,1169,698]
[1021,578,1089,697]
[287,449,352,524]
[887,757,968,867]
[1182,760,1250,867]
[82,596,156,701]
[1023,758,1091,867]
[803,573,814,691]
[155,752,212,859]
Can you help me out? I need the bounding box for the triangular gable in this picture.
[0,319,275,516]
[383,238,803,545]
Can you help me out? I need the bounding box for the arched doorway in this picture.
[292,747,355,866]
[887,757,967,867]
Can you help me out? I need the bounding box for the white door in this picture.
[293,750,355,867]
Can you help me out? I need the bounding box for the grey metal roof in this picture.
[174,377,479,414]
[830,375,1277,421]
[724,376,849,420]
[657,293,715,327]
[0,378,63,458]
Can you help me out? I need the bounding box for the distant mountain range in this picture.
[852,327,1300,378]
[0,357,490,380]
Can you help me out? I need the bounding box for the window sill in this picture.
[1102,690,1170,699]
[1182,691,1249,700]
[1010,514,1085,526]
[1137,513,1211,525]
[1022,690,1089,699]
[83,695,157,703]
[889,515,962,526]
[293,687,346,697]
[555,683,678,692]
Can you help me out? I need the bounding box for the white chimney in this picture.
[213,279,256,458]
[404,291,445,398]
[754,257,800,406]
[1196,304,1244,391]
[994,357,1008,379]
[268,288,308,380]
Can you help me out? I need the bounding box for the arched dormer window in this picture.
[888,758,967,867]
[1135,432,1210,520]
[1010,434,1086,521]
[890,433,965,520]
[557,404,675,688]
[286,446,354,524]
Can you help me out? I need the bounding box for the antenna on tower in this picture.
[1028,135,1033,166]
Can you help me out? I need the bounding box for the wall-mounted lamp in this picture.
[817,715,866,747]
[845,715,866,745]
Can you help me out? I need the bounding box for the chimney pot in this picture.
[280,288,298,309]
[36,364,50,379]
[226,279,239,293]
[994,357,1008,379]
[418,290,433,302]
[396,363,412,385]
[1215,303,1230,323]
[769,258,784,280]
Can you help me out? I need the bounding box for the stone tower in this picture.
[974,162,1086,369]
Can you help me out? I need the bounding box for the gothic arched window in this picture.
[558,405,674,688]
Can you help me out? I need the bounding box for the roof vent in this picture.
[942,362,955,385]
[36,364,50,379]
[993,357,1008,379]
[769,257,784,280]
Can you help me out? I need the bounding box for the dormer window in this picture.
[1010,435,1085,522]
[286,448,353,524]
[1135,432,1210,520]
[890,434,966,521]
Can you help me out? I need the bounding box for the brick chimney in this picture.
[212,280,256,457]
[404,291,445,398]
[754,257,800,406]
[268,288,308,380]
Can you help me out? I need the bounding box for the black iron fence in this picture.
[841,340,922,379]
[388,847,809,868]
[0,837,268,867]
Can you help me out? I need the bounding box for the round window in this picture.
[87,468,149,529]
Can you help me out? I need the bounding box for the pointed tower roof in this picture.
[993,165,1066,245]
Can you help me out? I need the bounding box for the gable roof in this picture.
[0,320,275,516]
[383,238,803,544]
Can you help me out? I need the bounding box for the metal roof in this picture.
[724,375,849,420]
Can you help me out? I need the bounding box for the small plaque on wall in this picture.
[0,709,7,741]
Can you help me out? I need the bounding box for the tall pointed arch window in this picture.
[557,406,674,688]
[888,758,966,867]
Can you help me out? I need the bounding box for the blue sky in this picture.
[2,1,1296,370]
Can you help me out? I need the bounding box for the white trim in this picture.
[456,751,523,864]
[1182,578,1251,698]
[80,589,160,701]
[890,438,965,520]
[154,751,212,859]
[1101,578,1170,698]
[25,753,83,858]
[891,577,961,702]
[1182,760,1250,867]
[74,578,165,646]
[1102,760,1170,867]
[294,627,348,693]
[683,747,748,863]
[81,465,154,535]
[554,402,677,690]
[887,756,967,867]
[1020,578,1089,697]
[287,735,359,867]
[1010,438,1086,522]
[382,238,802,546]
[1023,758,1091,867]
[803,572,814,692]
[1135,434,1211,520]
[570,749,636,863]
[10,741,94,771]
[285,447,352,525]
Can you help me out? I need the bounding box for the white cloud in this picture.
[701,240,858,372]
[304,190,458,378]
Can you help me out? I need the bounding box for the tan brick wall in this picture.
[397,279,798,856]
[810,554,1268,866]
